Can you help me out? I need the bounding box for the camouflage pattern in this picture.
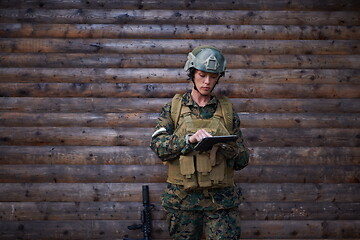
[149,91,249,239]
[161,183,242,211]
[150,92,248,164]
[165,206,241,240]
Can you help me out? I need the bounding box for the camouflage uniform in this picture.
[150,92,249,240]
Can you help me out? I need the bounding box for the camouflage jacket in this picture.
[150,92,249,210]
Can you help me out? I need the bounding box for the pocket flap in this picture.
[196,152,212,173]
[179,155,195,176]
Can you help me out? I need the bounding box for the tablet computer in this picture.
[194,135,238,152]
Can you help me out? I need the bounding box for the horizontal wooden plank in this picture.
[1,201,359,221]
[0,201,165,221]
[244,128,360,147]
[0,97,167,113]
[251,147,360,166]
[0,127,359,147]
[0,183,358,202]
[1,53,359,69]
[1,68,359,84]
[0,112,159,128]
[0,220,359,239]
[0,165,358,184]
[0,146,358,166]
[1,112,359,128]
[0,146,160,165]
[0,127,152,146]
[1,39,359,55]
[240,202,360,221]
[239,113,360,128]
[1,9,359,25]
[1,97,359,113]
[1,24,359,40]
[1,0,359,10]
[1,83,359,98]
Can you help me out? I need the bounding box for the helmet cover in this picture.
[184,45,226,74]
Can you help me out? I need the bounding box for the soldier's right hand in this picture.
[189,129,212,143]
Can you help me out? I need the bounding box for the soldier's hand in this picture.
[189,129,212,143]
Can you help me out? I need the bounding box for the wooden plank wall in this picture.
[0,0,359,239]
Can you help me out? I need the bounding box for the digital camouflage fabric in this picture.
[150,92,249,210]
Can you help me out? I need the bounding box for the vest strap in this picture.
[171,93,183,128]
[171,94,233,133]
[218,96,233,133]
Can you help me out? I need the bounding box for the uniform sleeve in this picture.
[149,102,194,161]
[233,111,249,170]
[216,107,249,170]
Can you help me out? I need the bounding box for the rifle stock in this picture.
[123,185,153,240]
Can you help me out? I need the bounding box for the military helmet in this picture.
[184,45,226,75]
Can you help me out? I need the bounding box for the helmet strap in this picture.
[192,79,203,95]
[210,78,220,93]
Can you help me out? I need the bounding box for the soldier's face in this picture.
[193,70,219,96]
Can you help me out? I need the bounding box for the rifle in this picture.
[123,185,154,240]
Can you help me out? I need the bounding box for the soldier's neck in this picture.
[191,89,211,107]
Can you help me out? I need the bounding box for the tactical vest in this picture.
[166,94,235,190]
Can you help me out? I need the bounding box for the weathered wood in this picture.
[0,146,161,165]
[0,112,159,127]
[239,202,360,221]
[1,97,359,113]
[1,0,359,10]
[1,127,359,147]
[0,97,167,113]
[0,67,188,83]
[0,127,152,146]
[1,201,359,221]
[1,83,359,98]
[0,165,358,184]
[1,9,359,25]
[238,113,360,128]
[0,220,358,239]
[0,1,359,239]
[0,183,358,202]
[1,39,359,55]
[251,147,360,166]
[2,24,359,40]
[1,53,359,69]
[1,68,359,84]
[0,146,358,166]
[244,128,360,147]
[0,201,165,221]
[1,112,359,128]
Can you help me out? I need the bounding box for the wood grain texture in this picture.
[0,183,358,202]
[1,201,359,221]
[0,0,359,239]
[1,68,359,84]
[1,97,359,113]
[1,112,359,128]
[1,9,359,25]
[1,82,359,98]
[2,24,359,40]
[1,0,359,10]
[1,53,359,69]
[0,220,358,239]
[0,164,358,183]
[0,127,359,147]
[1,146,358,166]
[1,39,359,55]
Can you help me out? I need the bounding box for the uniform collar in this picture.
[182,91,218,107]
